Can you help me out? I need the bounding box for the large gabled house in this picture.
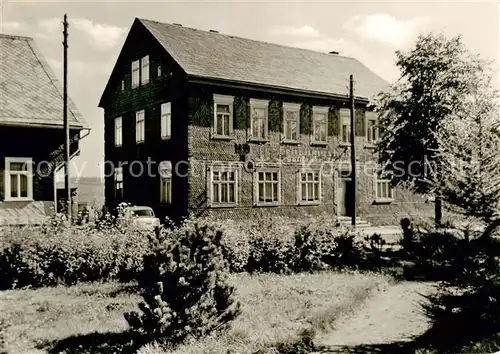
[0,33,89,225]
[99,18,433,225]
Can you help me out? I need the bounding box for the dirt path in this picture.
[315,281,438,350]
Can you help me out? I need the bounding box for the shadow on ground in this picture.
[39,330,147,354]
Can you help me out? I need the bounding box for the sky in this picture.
[0,0,498,179]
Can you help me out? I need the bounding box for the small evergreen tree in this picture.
[124,218,241,344]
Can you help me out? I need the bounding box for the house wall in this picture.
[101,24,189,222]
[0,126,80,203]
[186,83,432,225]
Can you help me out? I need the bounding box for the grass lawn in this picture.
[0,272,390,354]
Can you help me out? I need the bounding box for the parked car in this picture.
[123,206,161,231]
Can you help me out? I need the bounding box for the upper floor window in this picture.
[141,55,150,85]
[312,106,328,144]
[5,157,33,201]
[131,60,140,88]
[298,169,321,205]
[254,167,280,206]
[250,99,269,141]
[340,108,351,144]
[114,166,123,201]
[366,111,379,144]
[213,95,233,138]
[114,117,122,147]
[157,65,162,77]
[161,102,171,139]
[375,171,394,202]
[159,161,172,205]
[121,80,125,91]
[136,110,145,143]
[283,102,300,142]
[209,166,238,207]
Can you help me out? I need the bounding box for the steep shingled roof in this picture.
[0,33,89,129]
[138,18,389,100]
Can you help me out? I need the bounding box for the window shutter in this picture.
[253,170,258,205]
[206,166,212,207]
[355,108,365,136]
[329,108,339,136]
[296,169,301,205]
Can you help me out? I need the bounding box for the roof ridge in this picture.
[137,18,356,61]
[0,33,33,41]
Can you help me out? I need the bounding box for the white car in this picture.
[123,206,161,231]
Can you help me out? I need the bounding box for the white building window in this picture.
[114,166,123,201]
[312,106,328,144]
[283,102,300,142]
[159,161,172,205]
[121,80,125,91]
[340,108,351,144]
[209,166,238,207]
[213,95,233,138]
[136,110,145,143]
[157,65,162,77]
[114,117,122,147]
[298,169,321,204]
[161,102,171,139]
[375,172,394,202]
[250,99,269,141]
[5,157,33,201]
[254,167,280,206]
[141,55,150,85]
[131,60,140,88]
[366,111,378,144]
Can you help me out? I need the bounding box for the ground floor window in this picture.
[114,166,123,201]
[5,157,33,201]
[375,172,394,201]
[254,168,280,206]
[160,161,172,205]
[209,167,238,206]
[298,170,321,204]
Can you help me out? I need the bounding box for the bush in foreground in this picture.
[125,218,241,345]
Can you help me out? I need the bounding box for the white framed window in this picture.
[366,111,378,144]
[254,167,280,206]
[249,99,269,141]
[213,95,234,138]
[114,166,123,201]
[161,102,171,139]
[141,55,150,85]
[159,161,172,205]
[375,171,394,202]
[283,102,300,142]
[340,108,351,144]
[5,157,33,201]
[208,166,238,207]
[114,117,122,147]
[131,60,140,88]
[136,110,145,143]
[298,169,321,205]
[157,65,162,77]
[312,106,328,144]
[121,80,125,91]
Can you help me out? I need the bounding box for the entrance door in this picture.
[337,170,353,217]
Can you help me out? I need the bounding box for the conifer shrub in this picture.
[124,218,241,345]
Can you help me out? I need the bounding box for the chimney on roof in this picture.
[173,23,183,26]
[209,30,219,33]
[329,51,339,55]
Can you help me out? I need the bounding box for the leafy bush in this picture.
[0,220,150,289]
[0,319,6,354]
[125,218,241,345]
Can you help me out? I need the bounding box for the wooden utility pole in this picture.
[63,14,71,221]
[349,75,357,227]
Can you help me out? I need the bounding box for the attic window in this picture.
[157,65,162,77]
[121,80,125,91]
[141,55,150,85]
[131,60,140,88]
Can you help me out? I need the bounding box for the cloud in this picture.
[1,21,26,33]
[344,14,430,48]
[270,25,320,38]
[38,18,61,34]
[46,58,113,78]
[71,18,127,50]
